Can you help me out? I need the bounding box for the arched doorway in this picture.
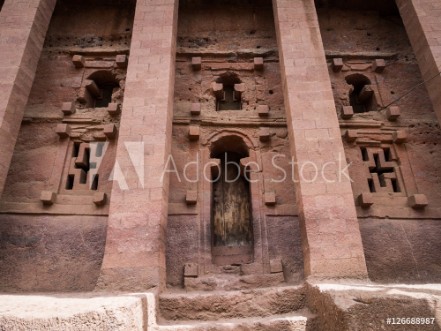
[210,136,254,265]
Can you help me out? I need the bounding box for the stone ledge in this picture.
[0,294,145,331]
[306,281,441,331]
[0,199,110,216]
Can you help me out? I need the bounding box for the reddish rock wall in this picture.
[0,0,135,291]
[1,0,440,292]
[0,215,106,292]
[360,218,441,283]
[96,0,179,292]
[166,0,304,287]
[274,0,368,279]
[317,4,441,282]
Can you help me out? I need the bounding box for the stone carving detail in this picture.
[167,1,300,285]
[212,74,245,111]
[64,142,102,192]
[49,59,125,208]
[52,55,126,206]
[342,126,431,214]
[361,146,400,194]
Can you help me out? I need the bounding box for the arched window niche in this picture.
[213,72,244,111]
[345,73,377,113]
[78,70,121,108]
[209,135,254,265]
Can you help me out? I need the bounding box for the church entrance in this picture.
[211,151,253,265]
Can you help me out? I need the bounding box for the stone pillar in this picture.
[0,0,57,198]
[96,0,178,291]
[397,0,441,125]
[272,0,368,279]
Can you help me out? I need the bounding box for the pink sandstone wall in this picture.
[0,0,135,292]
[317,2,441,282]
[97,0,179,292]
[166,0,304,288]
[0,0,57,197]
[397,0,441,126]
[273,0,368,279]
[0,0,440,292]
[0,215,106,292]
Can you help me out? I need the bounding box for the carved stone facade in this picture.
[0,0,440,301]
[167,0,302,289]
[0,0,135,290]
[320,2,441,281]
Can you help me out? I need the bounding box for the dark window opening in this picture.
[215,72,242,111]
[66,142,104,192]
[91,174,99,191]
[391,178,400,193]
[345,74,376,113]
[217,85,241,111]
[361,147,369,161]
[73,142,80,157]
[87,71,120,108]
[383,147,392,161]
[95,85,116,108]
[368,178,375,193]
[368,151,400,193]
[66,175,74,190]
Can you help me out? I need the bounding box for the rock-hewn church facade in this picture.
[0,0,440,329]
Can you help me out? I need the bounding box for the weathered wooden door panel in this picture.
[211,153,253,265]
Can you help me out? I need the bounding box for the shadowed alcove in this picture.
[345,73,377,113]
[210,135,253,265]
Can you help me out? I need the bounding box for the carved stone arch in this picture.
[204,133,258,265]
[206,129,257,152]
[215,71,241,84]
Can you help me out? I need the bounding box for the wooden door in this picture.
[211,153,253,265]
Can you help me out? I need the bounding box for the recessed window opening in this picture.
[345,73,376,113]
[91,174,99,191]
[216,72,242,111]
[95,84,117,107]
[369,151,400,193]
[66,143,100,191]
[78,147,91,184]
[73,142,81,157]
[87,71,119,108]
[66,175,74,190]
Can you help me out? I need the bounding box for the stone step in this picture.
[183,260,287,291]
[152,312,316,331]
[159,285,306,322]
[184,272,285,291]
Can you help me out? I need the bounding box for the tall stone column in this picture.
[272,0,368,279]
[97,0,178,291]
[397,0,441,125]
[0,0,57,197]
